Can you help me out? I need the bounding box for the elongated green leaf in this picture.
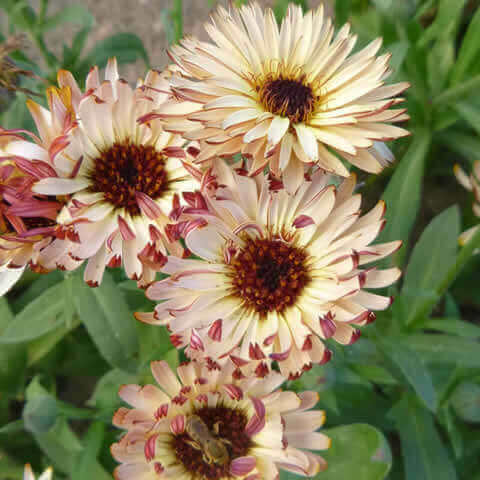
[0,283,65,343]
[434,74,480,107]
[451,381,480,423]
[378,338,436,411]
[421,318,480,338]
[319,424,392,480]
[438,130,480,159]
[42,5,94,31]
[0,419,24,435]
[454,101,480,136]
[84,33,149,68]
[402,206,460,325]
[72,422,110,480]
[377,131,431,267]
[403,334,480,368]
[450,7,480,84]
[390,394,458,480]
[73,271,138,372]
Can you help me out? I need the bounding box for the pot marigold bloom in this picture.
[454,161,480,245]
[26,59,197,287]
[111,360,329,480]
[160,2,409,193]
[139,162,401,379]
[0,93,82,277]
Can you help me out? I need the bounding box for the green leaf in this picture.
[88,368,138,410]
[376,130,432,267]
[73,271,138,372]
[403,334,480,368]
[450,7,480,84]
[377,338,437,411]
[0,282,65,343]
[438,129,480,159]
[454,101,480,136]
[402,206,460,325]
[0,419,24,435]
[390,394,458,480]
[450,381,480,423]
[72,422,111,480]
[42,5,94,31]
[27,316,80,366]
[23,394,58,434]
[421,318,480,338]
[84,33,149,69]
[434,74,480,108]
[319,424,392,480]
[418,0,467,48]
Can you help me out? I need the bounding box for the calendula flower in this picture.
[139,162,401,379]
[159,2,409,192]
[20,59,196,287]
[23,464,53,480]
[111,360,329,480]
[0,97,81,277]
[454,161,480,245]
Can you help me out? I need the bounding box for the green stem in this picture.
[434,74,480,107]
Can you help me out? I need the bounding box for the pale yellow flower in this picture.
[111,360,329,480]
[139,162,401,379]
[158,2,409,193]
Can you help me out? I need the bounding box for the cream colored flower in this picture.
[111,360,329,480]
[0,93,82,276]
[23,464,53,480]
[159,2,409,193]
[25,59,197,287]
[454,161,480,245]
[139,162,401,379]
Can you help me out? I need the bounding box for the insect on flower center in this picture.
[173,406,251,480]
[258,75,317,123]
[87,141,168,217]
[230,236,310,316]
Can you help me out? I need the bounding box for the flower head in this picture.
[159,2,409,192]
[140,162,401,378]
[0,91,81,275]
[8,59,197,287]
[454,161,480,245]
[111,360,329,480]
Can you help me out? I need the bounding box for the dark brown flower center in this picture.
[230,236,310,316]
[87,141,168,216]
[172,406,251,480]
[258,76,316,123]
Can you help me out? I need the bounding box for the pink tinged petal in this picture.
[230,456,257,477]
[114,463,151,480]
[155,404,169,419]
[135,192,163,220]
[294,124,318,161]
[208,319,222,341]
[354,290,394,310]
[144,434,158,461]
[319,313,337,339]
[297,391,319,411]
[190,329,205,351]
[251,397,266,420]
[287,432,331,450]
[150,360,181,396]
[245,413,266,436]
[293,215,314,228]
[170,414,186,435]
[223,384,244,400]
[32,177,90,195]
[118,216,136,241]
